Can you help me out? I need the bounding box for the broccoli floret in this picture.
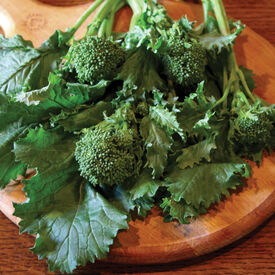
[75,107,142,186]
[162,38,207,87]
[232,101,274,152]
[65,36,125,84]
[136,101,149,116]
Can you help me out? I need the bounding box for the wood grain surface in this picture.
[0,0,275,274]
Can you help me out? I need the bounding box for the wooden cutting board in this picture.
[0,0,274,265]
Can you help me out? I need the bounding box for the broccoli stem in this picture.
[86,0,125,36]
[127,0,144,30]
[70,0,105,36]
[207,0,256,107]
[201,0,211,27]
[98,19,109,37]
[104,0,127,37]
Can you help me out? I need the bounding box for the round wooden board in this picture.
[0,0,275,266]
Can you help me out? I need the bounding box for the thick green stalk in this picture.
[210,0,230,36]
[105,0,127,37]
[86,0,124,36]
[69,0,105,35]
[127,0,143,30]
[209,0,255,103]
[98,18,109,37]
[201,0,211,26]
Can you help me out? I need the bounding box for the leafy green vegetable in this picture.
[140,115,172,178]
[51,101,113,132]
[0,0,274,273]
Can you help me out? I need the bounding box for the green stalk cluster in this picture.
[204,0,274,158]
[205,0,255,109]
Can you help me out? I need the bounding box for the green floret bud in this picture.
[75,107,142,186]
[231,101,275,158]
[136,101,149,116]
[234,108,273,146]
[162,38,207,87]
[65,36,126,84]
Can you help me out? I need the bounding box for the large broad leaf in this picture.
[14,176,128,274]
[13,125,78,223]
[14,126,77,172]
[0,120,28,189]
[140,116,172,178]
[0,30,70,97]
[166,162,250,208]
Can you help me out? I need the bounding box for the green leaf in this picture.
[199,21,244,53]
[107,169,161,219]
[14,126,77,172]
[15,73,110,110]
[52,101,114,132]
[0,31,70,97]
[150,105,184,139]
[166,162,250,208]
[0,95,43,131]
[129,169,161,200]
[134,196,155,218]
[14,178,128,274]
[160,197,207,224]
[140,116,172,178]
[177,82,214,134]
[66,79,110,103]
[118,48,165,98]
[176,134,217,169]
[239,66,256,91]
[0,120,28,189]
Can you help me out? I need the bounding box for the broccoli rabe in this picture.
[67,37,125,84]
[162,38,207,87]
[63,0,126,84]
[230,95,274,156]
[205,0,275,159]
[75,106,143,186]
[126,0,207,88]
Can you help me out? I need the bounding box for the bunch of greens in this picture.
[0,0,274,273]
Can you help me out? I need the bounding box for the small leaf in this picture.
[150,105,184,139]
[129,169,161,200]
[118,48,165,98]
[140,116,172,178]
[160,197,206,224]
[176,134,217,169]
[53,102,113,132]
